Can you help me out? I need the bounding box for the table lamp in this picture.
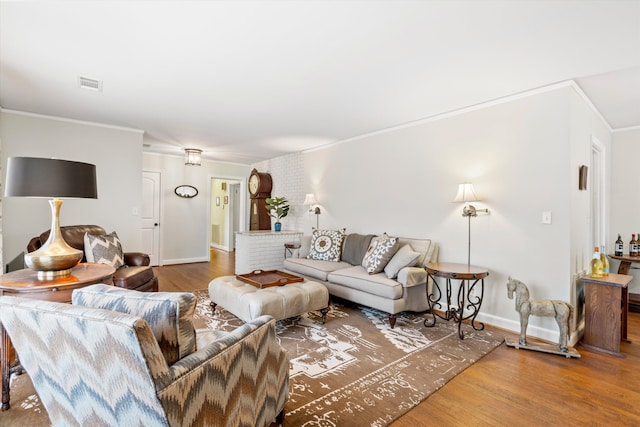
[4,157,98,279]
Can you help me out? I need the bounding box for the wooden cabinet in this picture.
[580,273,632,358]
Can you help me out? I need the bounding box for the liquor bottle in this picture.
[631,234,638,257]
[615,234,624,256]
[590,246,604,278]
[600,245,610,276]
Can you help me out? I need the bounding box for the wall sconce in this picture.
[184,148,202,166]
[453,182,489,265]
[304,193,321,229]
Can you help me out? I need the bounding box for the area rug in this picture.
[1,290,503,426]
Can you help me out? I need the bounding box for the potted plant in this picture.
[265,196,290,232]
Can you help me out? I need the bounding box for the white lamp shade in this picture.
[303,193,318,206]
[453,183,480,203]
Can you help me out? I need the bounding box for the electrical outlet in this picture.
[542,211,552,224]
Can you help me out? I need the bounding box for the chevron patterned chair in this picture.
[0,284,289,427]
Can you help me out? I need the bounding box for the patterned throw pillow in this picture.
[362,233,400,274]
[84,231,124,268]
[307,228,346,262]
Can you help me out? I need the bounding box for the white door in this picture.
[142,171,161,266]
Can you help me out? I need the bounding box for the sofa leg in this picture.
[276,409,285,426]
[389,314,396,329]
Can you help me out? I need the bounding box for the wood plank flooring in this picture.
[156,249,640,426]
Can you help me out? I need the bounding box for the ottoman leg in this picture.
[210,301,217,314]
[320,307,328,324]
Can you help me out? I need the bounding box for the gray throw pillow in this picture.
[384,244,420,279]
[362,233,400,274]
[341,233,375,265]
[84,231,124,268]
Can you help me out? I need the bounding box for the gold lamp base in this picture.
[24,198,83,279]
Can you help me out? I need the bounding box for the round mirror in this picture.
[174,185,198,198]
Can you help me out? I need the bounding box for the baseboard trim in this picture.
[162,257,209,265]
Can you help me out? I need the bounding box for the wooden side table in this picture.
[580,273,632,358]
[0,263,115,410]
[424,262,489,339]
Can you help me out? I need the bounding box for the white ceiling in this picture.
[1,1,639,164]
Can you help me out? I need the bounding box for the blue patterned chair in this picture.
[0,284,289,427]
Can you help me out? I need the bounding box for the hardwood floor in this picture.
[155,249,640,426]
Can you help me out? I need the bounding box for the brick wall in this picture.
[235,231,303,274]
[252,152,306,233]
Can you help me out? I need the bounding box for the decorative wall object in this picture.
[579,165,588,190]
[174,185,198,198]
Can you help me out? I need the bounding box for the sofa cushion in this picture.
[307,228,346,262]
[284,257,351,281]
[362,233,400,274]
[396,237,436,267]
[72,284,196,366]
[341,233,375,265]
[384,244,420,279]
[328,266,403,300]
[84,231,125,268]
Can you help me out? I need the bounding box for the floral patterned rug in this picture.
[2,290,503,426]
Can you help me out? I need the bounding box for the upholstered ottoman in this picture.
[208,275,329,323]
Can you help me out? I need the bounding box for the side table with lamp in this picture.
[424,183,490,339]
[1,156,102,410]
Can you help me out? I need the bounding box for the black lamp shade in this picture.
[4,157,97,199]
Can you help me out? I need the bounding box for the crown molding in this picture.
[0,108,144,134]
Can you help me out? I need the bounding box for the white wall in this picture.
[142,153,250,264]
[1,110,143,263]
[256,83,610,341]
[610,127,640,296]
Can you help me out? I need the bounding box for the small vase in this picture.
[274,222,282,232]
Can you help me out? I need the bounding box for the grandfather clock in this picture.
[248,168,272,230]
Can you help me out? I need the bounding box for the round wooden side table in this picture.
[423,262,489,339]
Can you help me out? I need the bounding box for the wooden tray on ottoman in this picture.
[236,270,304,289]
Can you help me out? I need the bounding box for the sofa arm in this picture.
[124,252,150,266]
[397,266,427,287]
[159,316,289,426]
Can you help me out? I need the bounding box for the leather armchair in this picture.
[27,225,158,292]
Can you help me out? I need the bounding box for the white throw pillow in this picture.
[384,244,420,279]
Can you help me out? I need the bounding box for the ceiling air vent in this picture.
[78,76,103,92]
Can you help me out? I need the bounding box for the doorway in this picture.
[210,178,243,253]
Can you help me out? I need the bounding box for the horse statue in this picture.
[506,277,573,352]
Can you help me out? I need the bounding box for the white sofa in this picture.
[283,233,438,328]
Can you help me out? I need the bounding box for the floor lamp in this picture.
[453,183,489,266]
